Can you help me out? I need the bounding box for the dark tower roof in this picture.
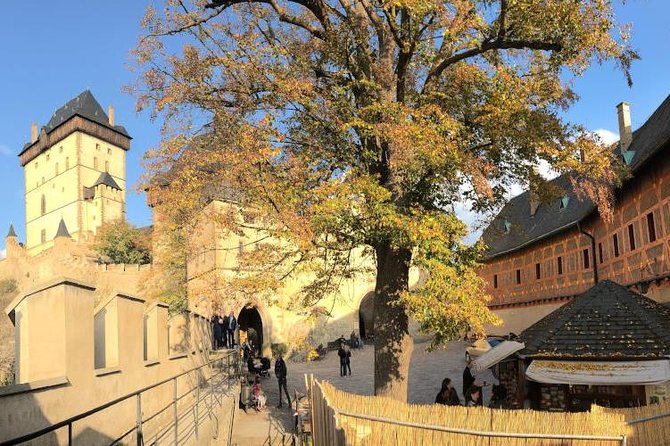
[54,218,71,239]
[44,90,129,137]
[7,224,17,238]
[519,280,670,360]
[92,171,121,190]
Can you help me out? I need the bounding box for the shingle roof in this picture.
[44,90,129,137]
[54,218,71,239]
[519,280,670,359]
[6,224,17,238]
[92,171,121,190]
[482,94,670,258]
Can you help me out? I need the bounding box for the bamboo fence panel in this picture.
[311,378,629,446]
[593,401,670,446]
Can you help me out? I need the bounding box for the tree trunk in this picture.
[373,244,413,401]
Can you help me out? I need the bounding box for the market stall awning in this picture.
[472,341,525,372]
[526,360,670,386]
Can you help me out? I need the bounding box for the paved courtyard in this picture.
[230,339,497,445]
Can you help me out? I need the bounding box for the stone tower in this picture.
[19,90,131,254]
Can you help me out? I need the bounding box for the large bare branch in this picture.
[423,37,562,93]
[206,0,329,39]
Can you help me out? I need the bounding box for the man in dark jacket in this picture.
[212,314,222,349]
[275,354,291,408]
[227,312,237,347]
[219,314,229,348]
[463,359,475,397]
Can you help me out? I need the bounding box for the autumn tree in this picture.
[135,0,635,400]
[93,220,152,265]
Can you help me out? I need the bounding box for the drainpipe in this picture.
[577,223,599,284]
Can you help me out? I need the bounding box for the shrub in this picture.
[93,220,152,265]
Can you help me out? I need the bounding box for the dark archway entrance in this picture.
[238,306,263,356]
[358,292,374,340]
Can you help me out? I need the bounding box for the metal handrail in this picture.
[627,410,670,425]
[335,410,627,445]
[0,349,239,446]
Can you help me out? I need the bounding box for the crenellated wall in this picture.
[0,277,224,444]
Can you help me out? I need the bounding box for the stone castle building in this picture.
[19,90,129,255]
[480,95,670,334]
[0,91,145,299]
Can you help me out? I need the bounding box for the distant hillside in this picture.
[0,278,17,386]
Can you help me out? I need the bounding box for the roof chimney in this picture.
[108,105,115,127]
[617,102,632,152]
[31,123,38,143]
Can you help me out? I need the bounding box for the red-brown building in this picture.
[480,96,670,334]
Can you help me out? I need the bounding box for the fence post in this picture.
[173,377,178,445]
[621,435,627,446]
[136,393,143,446]
[67,422,72,446]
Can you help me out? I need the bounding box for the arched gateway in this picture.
[358,291,374,340]
[238,305,263,356]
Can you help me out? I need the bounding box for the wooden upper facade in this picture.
[480,95,670,308]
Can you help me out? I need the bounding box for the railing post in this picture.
[67,422,72,446]
[621,435,627,446]
[195,371,200,440]
[173,377,178,445]
[136,393,143,446]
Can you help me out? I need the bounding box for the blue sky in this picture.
[1,1,670,256]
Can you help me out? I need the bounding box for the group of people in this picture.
[211,312,237,349]
[247,354,292,411]
[435,360,508,408]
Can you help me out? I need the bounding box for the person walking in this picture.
[275,354,291,409]
[462,359,475,397]
[344,344,352,375]
[337,343,348,376]
[220,313,229,348]
[211,314,222,349]
[227,311,237,347]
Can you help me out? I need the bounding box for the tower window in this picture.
[105,161,109,172]
[41,177,45,185]
[35,162,39,169]
[493,274,498,289]
[647,213,657,243]
[66,157,70,169]
[46,154,50,161]
[613,233,620,257]
[40,229,46,244]
[96,143,100,151]
[557,256,563,275]
[59,146,63,153]
[598,242,603,264]
[94,157,98,170]
[583,248,590,269]
[628,224,635,251]
[515,269,521,284]
[55,163,59,175]
[41,195,46,215]
[535,263,541,280]
[107,148,112,155]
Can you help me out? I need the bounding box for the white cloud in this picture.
[0,144,12,156]
[0,248,5,260]
[593,128,619,146]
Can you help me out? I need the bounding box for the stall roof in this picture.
[519,281,670,359]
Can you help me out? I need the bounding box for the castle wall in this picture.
[0,278,231,444]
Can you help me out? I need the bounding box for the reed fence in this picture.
[309,376,629,446]
[593,400,670,446]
